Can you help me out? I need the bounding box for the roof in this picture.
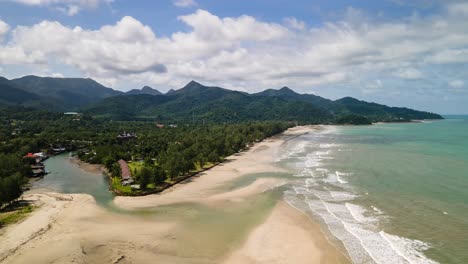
[23,153,35,158]
[118,159,132,180]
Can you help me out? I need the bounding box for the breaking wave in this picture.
[279,127,438,264]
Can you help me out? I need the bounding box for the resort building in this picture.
[117,132,137,140]
[118,159,133,185]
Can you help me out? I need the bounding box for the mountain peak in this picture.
[336,96,359,103]
[126,86,162,96]
[183,80,203,89]
[278,86,297,94]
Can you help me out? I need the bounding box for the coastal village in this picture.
[22,147,67,178]
[18,113,182,188]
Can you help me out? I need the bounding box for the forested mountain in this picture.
[334,97,442,121]
[0,76,443,123]
[85,81,442,123]
[126,86,162,96]
[254,86,337,112]
[6,75,122,110]
[85,81,332,123]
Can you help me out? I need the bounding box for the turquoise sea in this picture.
[32,118,468,263]
[281,117,468,264]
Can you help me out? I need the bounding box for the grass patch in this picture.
[111,176,133,195]
[128,161,144,176]
[0,203,35,228]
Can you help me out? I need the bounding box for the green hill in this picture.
[9,75,123,110]
[0,76,442,123]
[84,81,442,123]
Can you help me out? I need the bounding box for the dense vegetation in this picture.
[0,154,30,208]
[78,121,292,194]
[0,76,442,123]
[0,75,443,201]
[85,81,442,123]
[0,105,293,199]
[0,75,123,111]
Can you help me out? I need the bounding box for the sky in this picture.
[0,0,467,114]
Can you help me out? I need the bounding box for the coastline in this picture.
[0,125,351,264]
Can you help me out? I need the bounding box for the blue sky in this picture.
[0,0,467,114]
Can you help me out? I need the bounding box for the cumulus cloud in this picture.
[8,0,113,15]
[0,4,467,95]
[173,0,197,8]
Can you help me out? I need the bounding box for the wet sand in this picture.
[0,126,350,264]
[69,157,106,174]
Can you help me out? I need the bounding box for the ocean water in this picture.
[280,118,468,264]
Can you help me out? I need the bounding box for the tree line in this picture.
[78,122,292,191]
[0,105,294,200]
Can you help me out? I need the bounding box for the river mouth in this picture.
[30,153,114,207]
[27,153,290,262]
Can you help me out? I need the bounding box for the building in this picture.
[117,132,137,140]
[118,159,133,185]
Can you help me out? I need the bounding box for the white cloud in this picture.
[51,72,64,78]
[394,68,424,79]
[0,19,9,40]
[425,49,468,64]
[0,5,467,94]
[173,0,197,8]
[66,5,80,16]
[8,0,113,15]
[449,80,464,88]
[284,17,306,30]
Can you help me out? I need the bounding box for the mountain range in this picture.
[0,76,442,124]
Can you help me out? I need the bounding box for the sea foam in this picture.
[281,132,438,264]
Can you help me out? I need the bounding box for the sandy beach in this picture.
[0,126,350,264]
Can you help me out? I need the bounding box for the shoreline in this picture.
[0,125,351,264]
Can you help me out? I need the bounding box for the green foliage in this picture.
[137,166,152,190]
[84,81,442,123]
[335,114,372,125]
[0,154,30,208]
[0,204,35,228]
[0,76,123,111]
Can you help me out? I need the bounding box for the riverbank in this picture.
[0,125,351,264]
[69,157,106,174]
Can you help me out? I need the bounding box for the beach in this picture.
[0,126,350,264]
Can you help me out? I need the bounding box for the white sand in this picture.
[223,202,350,264]
[0,125,350,264]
